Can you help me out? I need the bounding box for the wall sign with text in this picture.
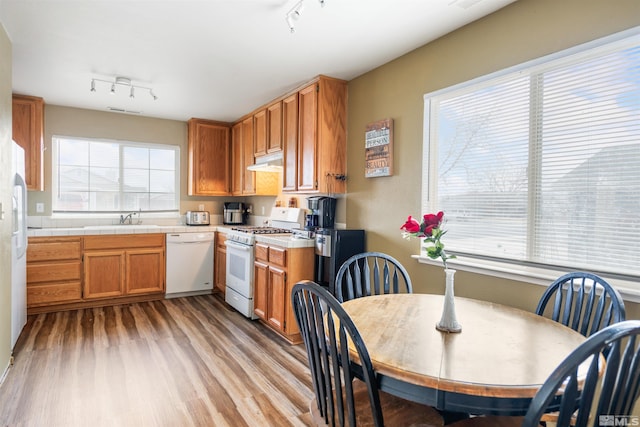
[365,118,393,178]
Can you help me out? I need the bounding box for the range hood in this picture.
[247,152,283,172]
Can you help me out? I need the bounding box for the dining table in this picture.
[339,293,589,417]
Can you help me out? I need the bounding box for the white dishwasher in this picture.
[166,232,215,298]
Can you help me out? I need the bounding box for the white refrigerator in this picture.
[11,141,27,349]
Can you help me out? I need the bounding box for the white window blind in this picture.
[425,30,640,279]
[52,136,180,213]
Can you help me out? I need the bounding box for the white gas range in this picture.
[224,207,309,319]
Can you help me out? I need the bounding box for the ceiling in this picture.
[0,0,516,123]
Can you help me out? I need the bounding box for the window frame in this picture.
[51,135,181,216]
[421,27,640,301]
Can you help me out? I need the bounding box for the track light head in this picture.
[286,15,295,33]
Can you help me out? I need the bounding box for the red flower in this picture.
[422,211,444,236]
[400,216,422,234]
[400,210,455,269]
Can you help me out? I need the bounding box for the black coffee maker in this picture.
[306,196,336,229]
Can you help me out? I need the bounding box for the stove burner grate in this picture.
[230,226,292,235]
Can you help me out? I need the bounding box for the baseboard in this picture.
[0,356,11,387]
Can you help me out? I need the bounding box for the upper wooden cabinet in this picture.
[284,76,347,194]
[187,118,231,196]
[254,102,283,158]
[254,108,267,157]
[267,101,283,154]
[282,93,299,192]
[12,94,44,191]
[231,75,346,194]
[231,118,256,195]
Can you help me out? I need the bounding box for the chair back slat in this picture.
[335,252,412,303]
[536,272,625,339]
[523,321,640,427]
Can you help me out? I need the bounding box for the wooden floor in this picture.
[0,294,315,427]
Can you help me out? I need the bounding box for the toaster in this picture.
[185,211,210,226]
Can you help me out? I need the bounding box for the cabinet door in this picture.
[126,248,165,295]
[231,122,243,195]
[187,119,230,196]
[241,117,256,194]
[268,267,286,332]
[83,251,125,299]
[298,83,318,192]
[267,101,283,153]
[254,108,267,157]
[282,93,299,192]
[12,95,44,191]
[214,235,227,295]
[254,261,269,320]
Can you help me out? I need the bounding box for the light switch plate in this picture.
[36,202,44,213]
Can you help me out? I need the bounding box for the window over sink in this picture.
[52,136,180,214]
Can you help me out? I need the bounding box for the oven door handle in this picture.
[225,240,253,252]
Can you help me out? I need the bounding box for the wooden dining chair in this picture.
[334,252,412,303]
[291,280,443,427]
[449,320,640,427]
[536,272,625,337]
[522,319,640,426]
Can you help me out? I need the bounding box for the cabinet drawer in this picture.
[84,233,165,250]
[27,282,82,306]
[255,243,269,262]
[27,261,81,283]
[27,237,82,262]
[268,246,286,267]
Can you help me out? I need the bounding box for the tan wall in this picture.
[346,0,640,318]
[29,105,231,217]
[0,23,13,376]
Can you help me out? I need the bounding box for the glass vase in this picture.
[436,268,462,333]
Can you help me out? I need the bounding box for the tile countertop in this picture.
[254,234,315,249]
[27,225,316,249]
[27,225,219,237]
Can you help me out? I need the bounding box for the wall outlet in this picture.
[36,202,44,213]
[198,204,205,211]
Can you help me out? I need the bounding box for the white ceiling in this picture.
[0,0,516,122]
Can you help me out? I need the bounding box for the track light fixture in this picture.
[285,0,304,33]
[285,0,326,33]
[90,76,158,101]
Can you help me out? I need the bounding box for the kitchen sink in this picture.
[83,224,160,229]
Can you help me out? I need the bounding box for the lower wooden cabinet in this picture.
[26,236,83,307]
[254,242,314,343]
[83,234,165,300]
[27,234,165,313]
[214,232,227,295]
[83,250,124,299]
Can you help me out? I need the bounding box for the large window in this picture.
[52,136,180,214]
[424,29,640,279]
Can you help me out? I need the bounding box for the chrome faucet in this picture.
[119,211,137,225]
